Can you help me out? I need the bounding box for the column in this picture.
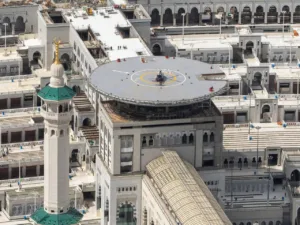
[199,13,203,25]
[277,13,280,23]
[7,98,11,109]
[264,11,267,23]
[160,11,163,26]
[12,23,15,35]
[8,131,11,143]
[238,11,242,24]
[225,13,228,25]
[0,27,2,36]
[173,13,176,26]
[21,131,25,142]
[8,167,12,179]
[35,129,38,141]
[291,11,294,23]
[186,13,189,25]
[36,165,40,176]
[22,166,26,177]
[251,12,254,24]
[212,12,215,24]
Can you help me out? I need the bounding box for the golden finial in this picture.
[53,38,61,65]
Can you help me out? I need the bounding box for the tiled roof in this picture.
[38,85,75,101]
[31,207,83,225]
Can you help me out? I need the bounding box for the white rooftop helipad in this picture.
[89,56,228,106]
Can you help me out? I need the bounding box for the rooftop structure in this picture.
[90,56,227,106]
[63,7,152,62]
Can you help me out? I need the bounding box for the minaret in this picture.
[31,40,82,225]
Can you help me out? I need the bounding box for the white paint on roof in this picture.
[64,7,151,61]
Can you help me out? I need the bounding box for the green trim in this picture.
[31,207,83,225]
[38,85,75,101]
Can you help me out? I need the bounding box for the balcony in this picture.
[40,106,72,122]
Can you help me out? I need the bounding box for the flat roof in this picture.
[63,7,151,61]
[0,77,39,95]
[90,56,227,106]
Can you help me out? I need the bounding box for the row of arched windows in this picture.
[224,157,262,167]
[45,128,66,137]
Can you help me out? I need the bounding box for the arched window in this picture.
[224,159,228,167]
[59,105,63,113]
[210,132,215,142]
[182,134,187,144]
[142,136,147,147]
[203,133,208,142]
[143,208,147,225]
[269,221,274,225]
[60,130,64,136]
[252,157,256,163]
[189,133,194,144]
[82,118,92,126]
[261,221,267,225]
[149,136,154,146]
[246,222,251,225]
[51,130,55,136]
[117,202,136,225]
[275,221,281,225]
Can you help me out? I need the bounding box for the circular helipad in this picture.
[89,56,227,106]
[131,69,186,87]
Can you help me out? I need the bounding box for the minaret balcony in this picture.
[41,105,72,122]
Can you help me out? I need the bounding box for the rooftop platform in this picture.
[0,76,39,96]
[90,56,227,106]
[0,113,43,128]
[63,7,151,61]
[79,126,99,141]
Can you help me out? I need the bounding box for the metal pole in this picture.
[75,188,77,209]
[267,163,270,205]
[228,45,231,74]
[18,159,21,191]
[182,13,185,44]
[296,72,300,120]
[283,12,285,39]
[248,79,251,136]
[220,15,222,39]
[256,128,259,169]
[230,158,233,208]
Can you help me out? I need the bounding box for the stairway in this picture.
[223,124,300,150]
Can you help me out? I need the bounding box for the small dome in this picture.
[49,63,64,87]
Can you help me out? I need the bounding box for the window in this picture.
[189,133,194,144]
[60,130,64,136]
[203,133,208,142]
[182,134,187,144]
[210,132,215,142]
[149,136,154,146]
[51,130,55,136]
[117,202,136,225]
[142,136,147,147]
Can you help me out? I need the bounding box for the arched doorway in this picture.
[152,44,162,56]
[60,53,71,71]
[242,6,251,24]
[254,6,265,23]
[291,169,300,181]
[71,149,79,163]
[261,104,270,119]
[82,118,92,126]
[117,202,136,225]
[253,72,262,87]
[72,85,81,95]
[15,16,25,34]
[294,6,300,23]
[268,6,278,23]
[2,17,11,34]
[189,7,199,24]
[245,41,254,54]
[163,8,173,25]
[203,7,212,24]
[281,5,291,23]
[151,9,160,25]
[229,6,238,24]
[176,8,186,25]
[31,51,42,67]
[216,7,225,24]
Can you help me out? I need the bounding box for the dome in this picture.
[49,63,64,87]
